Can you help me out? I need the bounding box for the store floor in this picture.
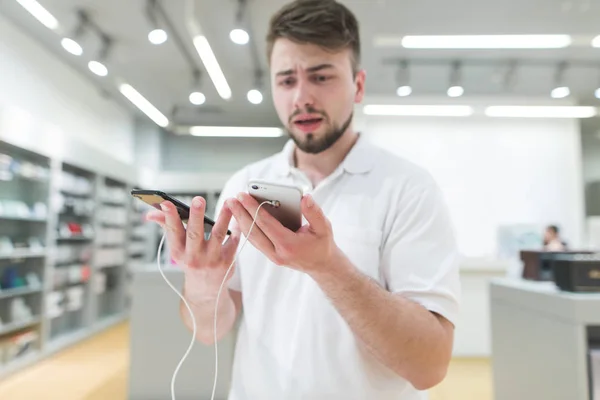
[0,321,493,400]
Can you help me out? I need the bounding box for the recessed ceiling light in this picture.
[247,89,263,104]
[592,35,600,48]
[551,86,570,99]
[88,61,108,77]
[396,86,412,97]
[189,91,206,105]
[230,29,249,45]
[447,86,464,97]
[61,38,83,56]
[148,28,167,45]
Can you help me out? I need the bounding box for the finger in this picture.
[161,201,186,261]
[146,210,165,225]
[228,198,276,257]
[237,193,292,241]
[185,197,207,266]
[207,202,234,255]
[222,226,241,261]
[301,194,330,235]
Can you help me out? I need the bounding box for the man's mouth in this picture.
[293,116,324,133]
[294,117,323,126]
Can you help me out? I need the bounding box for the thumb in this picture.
[301,194,329,234]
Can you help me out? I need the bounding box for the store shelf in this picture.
[0,250,45,260]
[0,138,140,380]
[0,216,46,222]
[0,317,41,336]
[0,286,42,299]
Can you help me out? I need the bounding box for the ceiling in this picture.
[1,0,600,131]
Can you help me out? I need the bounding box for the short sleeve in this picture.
[381,174,461,326]
[213,169,248,292]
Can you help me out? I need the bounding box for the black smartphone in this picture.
[131,189,231,235]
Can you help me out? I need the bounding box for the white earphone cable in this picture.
[157,201,272,400]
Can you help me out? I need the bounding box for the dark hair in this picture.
[547,225,559,234]
[266,0,361,75]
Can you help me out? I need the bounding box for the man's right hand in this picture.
[146,196,241,299]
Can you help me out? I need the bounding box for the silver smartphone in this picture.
[248,179,303,232]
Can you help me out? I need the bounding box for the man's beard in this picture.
[287,111,353,154]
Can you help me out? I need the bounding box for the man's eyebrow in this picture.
[275,64,335,77]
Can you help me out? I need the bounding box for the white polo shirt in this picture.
[214,134,461,400]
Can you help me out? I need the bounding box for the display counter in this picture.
[128,265,237,400]
[490,277,600,400]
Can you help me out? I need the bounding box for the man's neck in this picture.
[293,130,359,187]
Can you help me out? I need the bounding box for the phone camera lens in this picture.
[252,185,259,190]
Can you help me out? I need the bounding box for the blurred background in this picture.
[0,0,599,399]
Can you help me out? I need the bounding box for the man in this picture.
[147,0,461,398]
[543,225,567,251]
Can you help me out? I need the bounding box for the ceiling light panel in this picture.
[15,0,59,30]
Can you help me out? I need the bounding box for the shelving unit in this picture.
[0,138,139,379]
[0,140,50,369]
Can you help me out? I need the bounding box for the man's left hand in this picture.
[226,192,339,274]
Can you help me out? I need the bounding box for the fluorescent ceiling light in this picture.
[230,29,249,45]
[61,38,83,56]
[363,105,474,117]
[485,106,597,118]
[592,35,600,48]
[193,35,232,100]
[401,35,572,49]
[15,0,59,30]
[189,126,284,137]
[88,61,108,77]
[119,83,169,127]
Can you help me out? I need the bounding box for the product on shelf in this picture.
[0,329,38,365]
[10,297,33,321]
[98,205,127,226]
[56,194,95,216]
[0,237,46,256]
[100,185,127,204]
[0,152,49,182]
[59,171,93,195]
[57,222,94,239]
[47,291,64,318]
[65,286,84,311]
[55,244,93,264]
[1,267,27,290]
[98,228,126,245]
[0,200,47,219]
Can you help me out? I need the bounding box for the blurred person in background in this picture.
[543,225,567,251]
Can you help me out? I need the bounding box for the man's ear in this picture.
[354,69,366,103]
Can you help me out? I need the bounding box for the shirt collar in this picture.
[274,133,375,177]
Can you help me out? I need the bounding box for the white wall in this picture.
[0,13,134,165]
[362,108,586,259]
